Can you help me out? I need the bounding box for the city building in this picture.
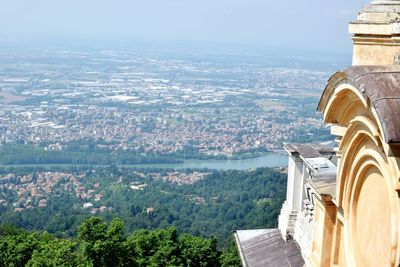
[235,1,400,266]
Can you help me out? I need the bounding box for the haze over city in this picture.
[1,0,370,53]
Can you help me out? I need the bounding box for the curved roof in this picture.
[318,66,400,144]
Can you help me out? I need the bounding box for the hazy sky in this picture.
[0,0,371,53]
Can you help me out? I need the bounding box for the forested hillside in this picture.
[0,167,286,247]
[0,217,241,266]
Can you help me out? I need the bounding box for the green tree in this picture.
[27,239,90,267]
[127,227,181,267]
[0,232,43,267]
[179,234,220,267]
[78,217,132,267]
[220,241,241,267]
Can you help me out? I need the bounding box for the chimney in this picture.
[349,0,400,65]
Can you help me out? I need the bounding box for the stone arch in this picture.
[323,84,368,127]
[343,147,399,266]
[319,68,400,266]
[337,116,381,199]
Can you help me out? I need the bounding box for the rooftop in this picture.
[319,65,400,144]
[284,143,335,159]
[234,229,304,267]
[303,157,336,175]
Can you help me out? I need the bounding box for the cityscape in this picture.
[0,48,343,221]
[0,49,336,160]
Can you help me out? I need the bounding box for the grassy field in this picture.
[255,99,288,112]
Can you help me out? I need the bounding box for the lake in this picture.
[0,153,289,171]
[122,152,288,170]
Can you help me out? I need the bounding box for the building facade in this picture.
[235,1,400,266]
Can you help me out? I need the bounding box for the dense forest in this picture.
[0,167,287,248]
[0,217,241,266]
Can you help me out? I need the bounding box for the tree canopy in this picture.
[0,217,241,267]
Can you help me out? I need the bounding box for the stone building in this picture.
[235,1,400,266]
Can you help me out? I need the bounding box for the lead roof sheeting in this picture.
[235,229,304,267]
[320,65,400,144]
[284,143,334,158]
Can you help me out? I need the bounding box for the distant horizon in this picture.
[0,0,370,55]
[0,38,353,58]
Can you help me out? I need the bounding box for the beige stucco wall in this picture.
[353,42,400,65]
[349,3,400,66]
[351,168,392,266]
[310,198,336,266]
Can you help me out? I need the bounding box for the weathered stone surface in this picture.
[349,0,400,65]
